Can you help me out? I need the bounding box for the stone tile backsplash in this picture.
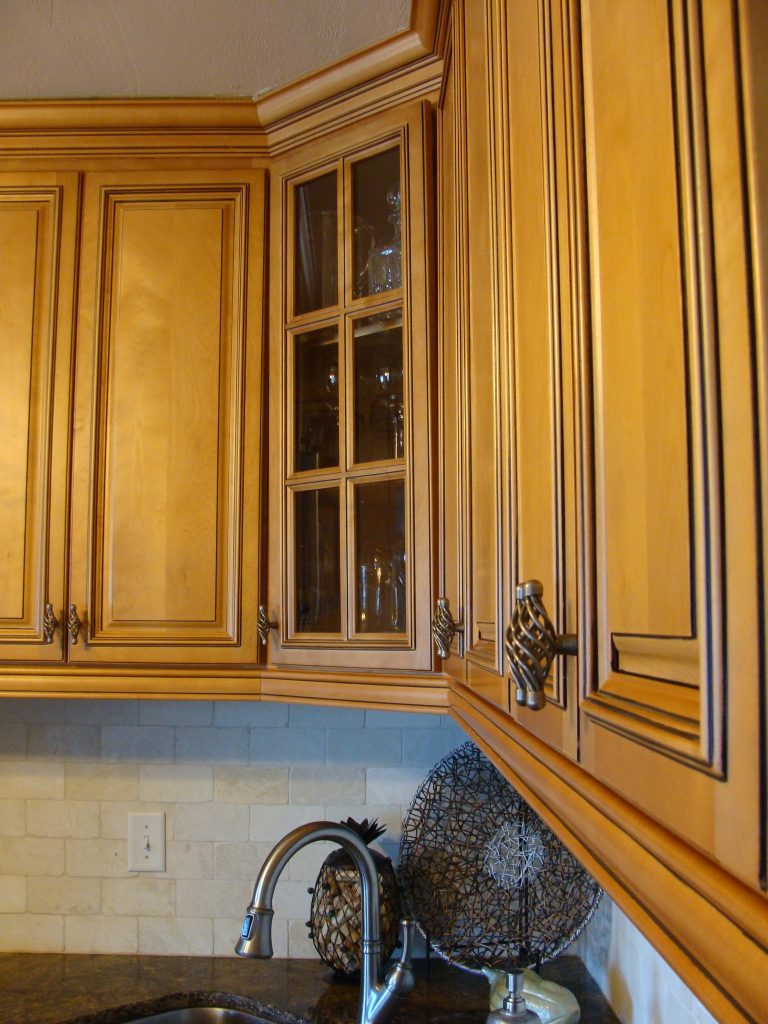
[0,699,464,957]
[0,697,719,1023]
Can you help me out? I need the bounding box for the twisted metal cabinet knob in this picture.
[505,580,576,710]
[257,605,278,646]
[67,604,83,645]
[43,604,60,644]
[431,598,464,659]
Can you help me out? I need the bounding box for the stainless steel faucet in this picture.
[236,820,416,1024]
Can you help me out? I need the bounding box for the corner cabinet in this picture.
[264,101,436,673]
[1,168,267,668]
[442,2,767,1020]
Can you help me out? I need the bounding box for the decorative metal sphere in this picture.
[398,741,601,972]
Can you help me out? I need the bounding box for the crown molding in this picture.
[0,1,444,151]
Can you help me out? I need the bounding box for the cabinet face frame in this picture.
[0,173,79,662]
[267,101,435,672]
[67,169,266,664]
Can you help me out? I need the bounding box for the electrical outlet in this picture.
[127,811,166,872]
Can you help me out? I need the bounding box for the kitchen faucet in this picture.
[236,820,416,1024]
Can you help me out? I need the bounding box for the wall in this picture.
[0,698,464,956]
[571,889,718,1024]
[0,698,718,1024]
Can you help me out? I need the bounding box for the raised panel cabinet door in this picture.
[266,101,435,672]
[576,0,763,883]
[435,0,510,710]
[68,170,265,664]
[502,0,579,756]
[0,173,79,662]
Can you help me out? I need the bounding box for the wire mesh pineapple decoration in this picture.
[308,817,401,975]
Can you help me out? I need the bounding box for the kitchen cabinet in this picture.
[442,1,767,1018]
[441,0,763,886]
[0,172,79,663]
[572,0,761,882]
[434,0,511,710]
[1,168,267,667]
[264,101,436,673]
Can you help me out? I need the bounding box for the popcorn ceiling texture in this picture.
[0,0,412,100]
[0,698,717,1024]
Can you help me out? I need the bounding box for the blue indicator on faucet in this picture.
[241,914,253,939]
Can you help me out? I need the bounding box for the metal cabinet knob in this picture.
[43,603,60,644]
[67,604,83,645]
[431,597,464,659]
[504,580,576,711]
[257,605,278,646]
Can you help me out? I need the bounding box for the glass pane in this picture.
[294,326,339,472]
[352,148,402,299]
[355,479,406,633]
[294,172,337,316]
[295,488,341,633]
[353,311,403,463]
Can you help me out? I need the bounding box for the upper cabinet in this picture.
[573,0,762,883]
[435,0,511,710]
[1,168,267,668]
[442,0,764,888]
[264,101,436,673]
[0,172,79,663]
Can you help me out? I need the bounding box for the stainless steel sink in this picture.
[124,1006,298,1024]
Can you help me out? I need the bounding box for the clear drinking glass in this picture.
[352,148,402,300]
[354,479,406,633]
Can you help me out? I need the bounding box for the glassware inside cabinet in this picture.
[294,172,338,316]
[354,479,406,634]
[294,486,341,633]
[294,325,340,472]
[352,310,404,464]
[352,148,402,300]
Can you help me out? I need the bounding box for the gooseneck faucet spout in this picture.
[236,821,415,1024]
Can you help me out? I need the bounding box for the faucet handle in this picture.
[397,918,416,965]
[384,919,416,998]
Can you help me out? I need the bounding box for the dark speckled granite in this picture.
[0,954,619,1024]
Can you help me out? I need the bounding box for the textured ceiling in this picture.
[0,0,412,100]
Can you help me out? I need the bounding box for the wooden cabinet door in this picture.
[501,0,579,756]
[0,173,79,662]
[436,0,510,709]
[68,170,265,665]
[265,102,434,673]
[575,0,763,883]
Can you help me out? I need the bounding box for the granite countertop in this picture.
[0,953,619,1024]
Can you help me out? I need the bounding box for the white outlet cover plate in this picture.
[127,811,166,872]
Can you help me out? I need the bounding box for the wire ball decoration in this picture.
[398,741,602,973]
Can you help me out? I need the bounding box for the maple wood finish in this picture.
[436,0,767,1021]
[265,101,435,673]
[435,0,509,710]
[68,170,266,664]
[0,1,766,1021]
[0,173,79,662]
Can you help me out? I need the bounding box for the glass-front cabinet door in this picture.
[266,101,434,671]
